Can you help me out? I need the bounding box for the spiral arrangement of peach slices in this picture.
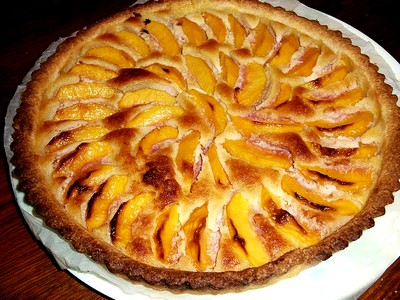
[36,5,383,272]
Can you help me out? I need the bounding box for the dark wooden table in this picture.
[1,1,399,299]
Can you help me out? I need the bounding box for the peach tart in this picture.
[11,0,400,292]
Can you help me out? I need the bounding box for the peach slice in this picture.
[65,164,114,202]
[54,82,117,101]
[188,89,227,134]
[301,65,349,90]
[144,63,186,89]
[219,52,239,88]
[298,162,372,191]
[187,89,215,128]
[112,192,154,249]
[55,142,113,177]
[308,142,378,159]
[309,86,363,106]
[119,88,177,108]
[185,54,216,94]
[115,30,150,58]
[78,165,114,187]
[261,186,320,246]
[145,20,181,56]
[281,175,360,216]
[223,139,291,169]
[234,62,266,106]
[287,47,320,77]
[269,34,299,67]
[207,143,230,187]
[47,126,109,151]
[228,14,247,49]
[127,105,184,128]
[202,12,226,43]
[69,64,118,81]
[267,82,292,108]
[226,193,270,266]
[353,144,378,159]
[154,203,181,263]
[301,73,364,106]
[308,111,373,138]
[140,126,179,155]
[176,130,201,184]
[84,46,136,68]
[251,21,274,57]
[231,115,302,136]
[176,17,207,47]
[53,103,116,121]
[86,175,128,230]
[183,203,213,270]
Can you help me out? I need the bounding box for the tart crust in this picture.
[11,0,400,292]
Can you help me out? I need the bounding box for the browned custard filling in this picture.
[12,0,400,291]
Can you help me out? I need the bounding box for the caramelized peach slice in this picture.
[78,165,114,187]
[119,88,176,108]
[112,192,153,249]
[185,54,216,94]
[260,185,280,212]
[69,64,117,81]
[281,175,332,211]
[261,186,320,246]
[47,126,109,151]
[235,62,266,106]
[127,105,184,128]
[226,193,270,266]
[223,139,291,169]
[298,162,372,191]
[231,115,302,136]
[309,142,378,159]
[308,111,373,138]
[175,131,200,193]
[269,34,299,67]
[140,126,179,155]
[154,203,181,263]
[287,47,320,77]
[176,130,201,185]
[281,175,360,216]
[55,142,113,177]
[84,46,136,68]
[86,175,128,230]
[219,52,239,88]
[66,164,114,202]
[143,63,186,89]
[207,143,230,187]
[53,103,116,121]
[188,89,227,134]
[251,21,274,57]
[54,82,117,101]
[177,17,207,47]
[145,20,180,56]
[228,14,246,49]
[183,203,213,270]
[202,12,226,43]
[115,30,150,57]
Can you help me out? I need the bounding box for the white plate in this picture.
[4,1,400,299]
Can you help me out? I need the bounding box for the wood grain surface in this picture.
[1,1,399,299]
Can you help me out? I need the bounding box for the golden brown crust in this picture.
[11,0,400,292]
